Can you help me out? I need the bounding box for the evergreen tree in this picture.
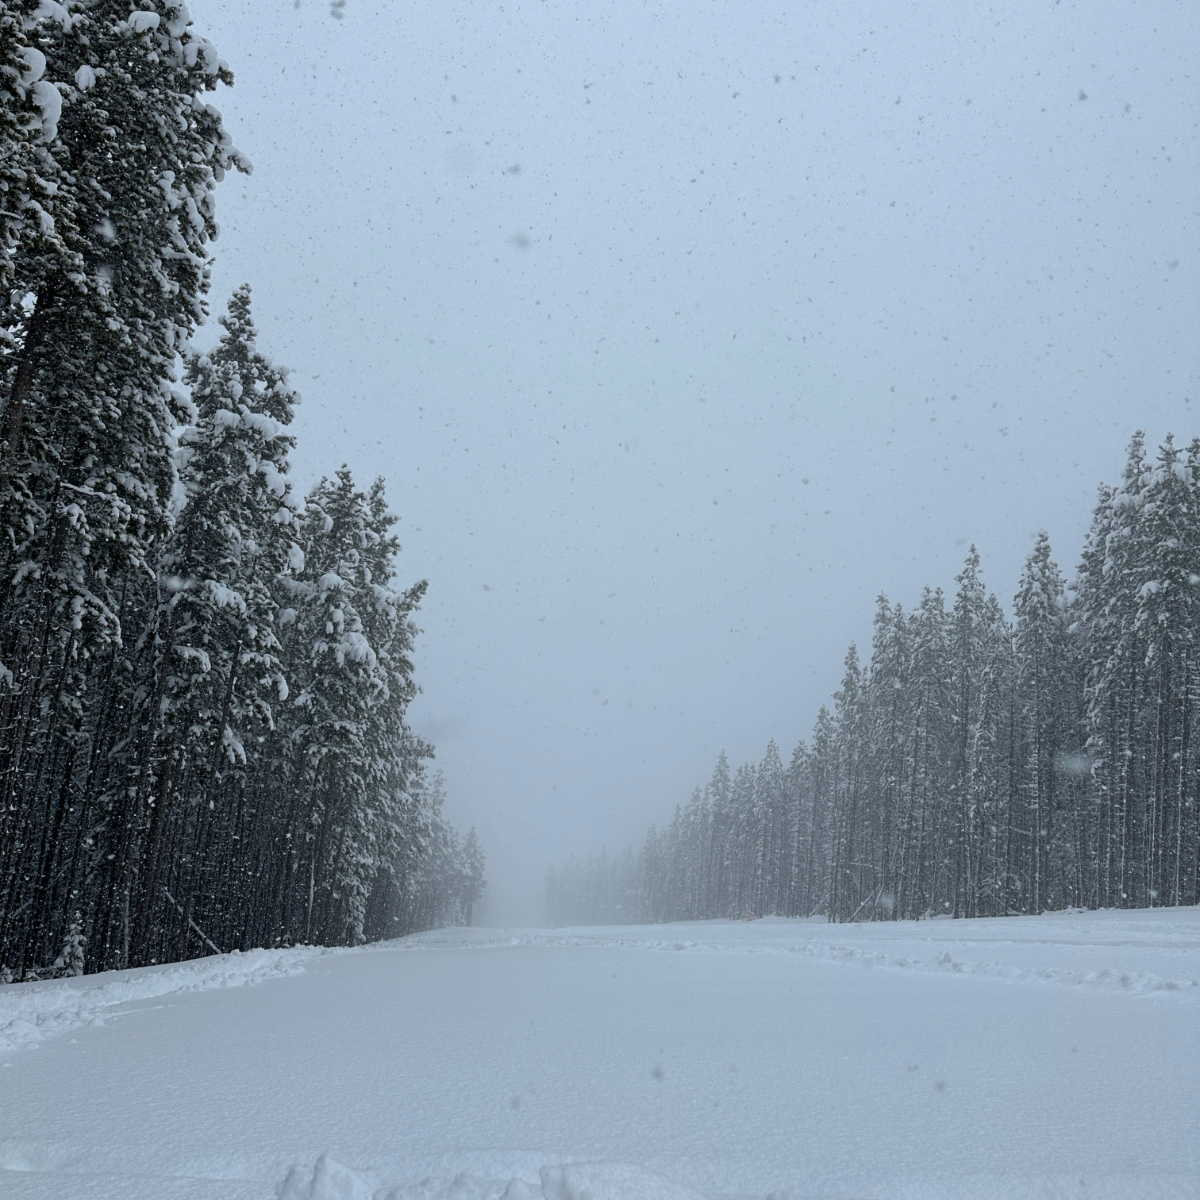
[460,828,486,925]
[1,0,250,975]
[1013,533,1072,913]
[546,435,1200,930]
[128,285,300,964]
[0,4,479,982]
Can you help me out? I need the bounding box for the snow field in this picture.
[0,908,1197,1199]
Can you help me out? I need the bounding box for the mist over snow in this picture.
[197,0,1199,922]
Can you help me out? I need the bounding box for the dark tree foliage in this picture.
[547,435,1200,926]
[0,2,481,981]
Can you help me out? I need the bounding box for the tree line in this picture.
[0,1,482,981]
[547,433,1200,926]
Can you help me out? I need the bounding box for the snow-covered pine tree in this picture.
[1074,478,1121,905]
[1081,434,1149,908]
[703,750,732,917]
[948,549,985,917]
[0,0,76,977]
[1126,437,1200,906]
[1012,532,1075,913]
[0,1,62,359]
[458,827,485,925]
[279,469,379,943]
[827,644,864,920]
[676,786,705,919]
[123,285,300,966]
[0,0,249,976]
[864,596,913,918]
[971,569,1014,918]
[50,910,85,976]
[900,587,952,917]
[727,760,758,918]
[782,738,809,916]
[344,478,430,941]
[803,704,836,917]
[273,468,427,947]
[755,739,787,916]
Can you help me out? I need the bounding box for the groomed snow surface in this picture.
[1,909,1197,1200]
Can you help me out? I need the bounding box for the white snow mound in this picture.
[278,1155,375,1200]
[277,1156,707,1200]
[0,944,330,1055]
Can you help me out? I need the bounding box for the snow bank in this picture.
[277,1156,705,1200]
[0,944,331,1055]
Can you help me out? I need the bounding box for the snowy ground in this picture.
[1,909,1198,1200]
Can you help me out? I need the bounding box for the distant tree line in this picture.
[547,433,1200,925]
[0,1,482,981]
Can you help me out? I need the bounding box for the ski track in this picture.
[398,915,1200,1002]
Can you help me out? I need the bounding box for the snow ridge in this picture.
[277,1155,705,1200]
[0,944,332,1055]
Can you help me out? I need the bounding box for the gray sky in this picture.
[195,0,1198,923]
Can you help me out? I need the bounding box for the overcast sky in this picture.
[194,0,1198,922]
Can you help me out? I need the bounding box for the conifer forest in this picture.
[547,435,1200,926]
[1,2,1194,1195]
[0,2,483,981]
